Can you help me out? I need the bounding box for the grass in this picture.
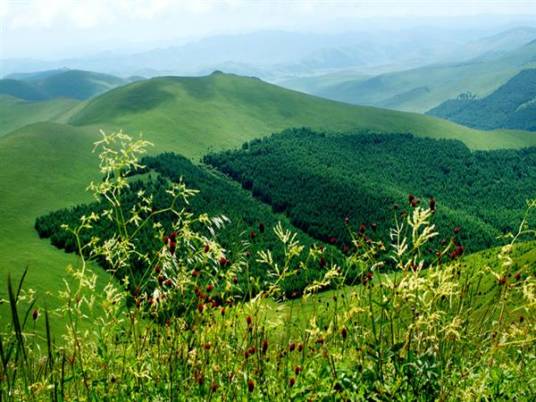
[1,72,536,332]
[70,72,536,155]
[0,122,110,334]
[0,96,84,137]
[270,241,536,338]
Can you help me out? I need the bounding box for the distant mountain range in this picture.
[428,68,536,131]
[280,28,536,112]
[3,27,536,82]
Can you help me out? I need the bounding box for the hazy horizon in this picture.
[1,0,536,61]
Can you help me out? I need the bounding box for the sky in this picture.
[1,0,536,59]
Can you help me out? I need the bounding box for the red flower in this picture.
[261,339,269,354]
[206,284,214,292]
[246,315,253,326]
[247,379,255,393]
[449,245,464,260]
[359,224,366,235]
[408,194,415,204]
[250,230,256,240]
[191,269,200,277]
[289,377,295,387]
[32,309,39,321]
[289,342,296,352]
[169,231,177,241]
[204,244,210,253]
[219,256,229,267]
[294,366,302,375]
[297,343,303,352]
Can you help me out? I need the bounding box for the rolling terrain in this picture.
[428,68,536,131]
[0,69,126,100]
[307,38,536,112]
[1,72,536,330]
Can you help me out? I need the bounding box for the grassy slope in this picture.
[266,242,536,338]
[0,95,84,137]
[70,72,536,153]
[1,72,535,329]
[0,70,126,101]
[0,122,108,333]
[316,41,536,113]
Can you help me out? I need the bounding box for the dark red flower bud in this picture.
[250,230,256,240]
[289,342,296,352]
[514,272,521,281]
[203,342,211,350]
[211,382,219,392]
[191,269,200,277]
[206,284,214,292]
[233,276,238,284]
[246,315,252,326]
[319,256,326,268]
[359,224,366,235]
[454,226,461,234]
[295,366,302,375]
[341,327,347,340]
[32,309,39,321]
[297,343,303,352]
[258,223,265,233]
[219,256,229,267]
[329,236,337,244]
[163,235,169,244]
[248,379,255,393]
[262,339,269,354]
[197,303,205,313]
[154,265,161,274]
[164,279,172,287]
[169,231,176,241]
[289,377,295,387]
[204,244,210,253]
[220,307,225,316]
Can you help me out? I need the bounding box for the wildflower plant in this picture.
[0,131,534,401]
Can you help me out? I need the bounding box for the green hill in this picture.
[0,79,47,100]
[428,69,536,131]
[312,39,536,112]
[69,72,536,153]
[1,72,536,330]
[0,69,125,101]
[0,95,83,136]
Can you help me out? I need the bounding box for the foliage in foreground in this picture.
[1,131,535,401]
